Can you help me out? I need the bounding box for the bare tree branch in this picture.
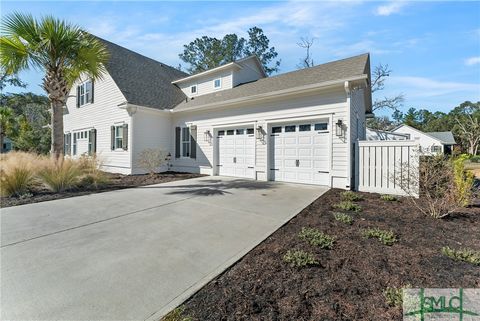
[296,37,315,69]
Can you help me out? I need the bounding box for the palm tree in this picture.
[0,13,109,158]
[0,106,14,153]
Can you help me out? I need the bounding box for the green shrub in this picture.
[333,200,362,212]
[0,167,35,196]
[470,155,480,163]
[362,228,397,246]
[38,158,82,192]
[299,227,334,249]
[380,194,398,201]
[384,287,403,307]
[341,191,363,201]
[452,155,475,207]
[283,250,318,268]
[333,212,354,225]
[162,307,192,321]
[442,246,480,266]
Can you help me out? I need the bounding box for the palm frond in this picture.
[0,36,30,74]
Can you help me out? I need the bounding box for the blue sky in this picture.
[2,1,480,117]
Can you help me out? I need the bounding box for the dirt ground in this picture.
[0,172,202,208]
[180,189,480,321]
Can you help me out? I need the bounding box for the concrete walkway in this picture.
[1,176,328,321]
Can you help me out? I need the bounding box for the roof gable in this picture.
[393,124,456,145]
[98,37,188,110]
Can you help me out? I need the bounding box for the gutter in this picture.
[172,74,368,113]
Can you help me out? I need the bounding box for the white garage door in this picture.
[270,121,330,185]
[217,127,255,178]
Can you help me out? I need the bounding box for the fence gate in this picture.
[356,140,419,196]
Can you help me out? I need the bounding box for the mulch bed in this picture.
[180,189,480,321]
[0,172,203,208]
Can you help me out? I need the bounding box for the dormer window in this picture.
[214,78,221,89]
[190,85,197,94]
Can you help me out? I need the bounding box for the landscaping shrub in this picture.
[298,227,334,249]
[362,228,397,246]
[283,250,318,268]
[136,148,169,175]
[442,246,480,266]
[333,212,354,225]
[0,152,44,196]
[333,200,362,212]
[77,154,110,189]
[162,307,192,321]
[38,158,82,192]
[398,154,474,218]
[340,191,363,201]
[383,287,403,307]
[380,194,398,201]
[470,155,480,163]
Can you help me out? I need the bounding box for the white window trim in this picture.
[213,78,222,90]
[78,80,93,107]
[113,125,125,151]
[181,126,191,158]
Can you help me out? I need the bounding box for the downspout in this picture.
[344,81,352,190]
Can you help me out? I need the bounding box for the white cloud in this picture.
[465,56,480,66]
[389,76,480,98]
[375,1,407,16]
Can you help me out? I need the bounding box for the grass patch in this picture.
[380,194,398,201]
[441,246,480,266]
[38,158,82,193]
[383,287,403,307]
[0,152,44,197]
[333,212,354,225]
[333,200,362,212]
[162,307,192,321]
[283,250,319,268]
[341,191,363,202]
[362,228,397,246]
[299,227,335,249]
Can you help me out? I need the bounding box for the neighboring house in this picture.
[366,128,409,141]
[2,137,13,153]
[391,124,456,154]
[64,37,372,189]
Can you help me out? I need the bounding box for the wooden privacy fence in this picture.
[355,140,420,196]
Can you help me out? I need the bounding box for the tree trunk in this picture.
[50,100,64,158]
[0,130,4,154]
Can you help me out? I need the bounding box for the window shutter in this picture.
[76,86,80,108]
[190,126,197,159]
[67,133,71,155]
[175,127,181,158]
[90,80,94,104]
[90,128,97,154]
[122,124,128,151]
[111,126,115,150]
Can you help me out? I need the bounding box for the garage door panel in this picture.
[270,121,330,186]
[218,128,255,179]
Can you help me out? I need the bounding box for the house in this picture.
[391,124,456,154]
[366,128,409,141]
[63,37,372,189]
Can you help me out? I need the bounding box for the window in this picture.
[77,80,93,107]
[272,126,282,133]
[247,128,254,135]
[285,125,296,132]
[111,124,127,150]
[299,124,311,132]
[218,130,225,136]
[190,85,197,94]
[236,129,244,135]
[431,145,442,153]
[115,126,123,149]
[315,123,328,131]
[181,127,191,157]
[214,78,221,89]
[227,130,234,135]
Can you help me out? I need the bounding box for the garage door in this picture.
[217,127,255,178]
[270,121,330,185]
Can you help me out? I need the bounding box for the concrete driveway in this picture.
[1,176,328,321]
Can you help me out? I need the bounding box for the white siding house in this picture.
[391,124,456,154]
[63,37,372,189]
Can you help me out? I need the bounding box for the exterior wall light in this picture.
[335,119,344,137]
[204,130,212,143]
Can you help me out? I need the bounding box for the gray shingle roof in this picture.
[427,131,456,145]
[173,53,370,112]
[98,37,188,110]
